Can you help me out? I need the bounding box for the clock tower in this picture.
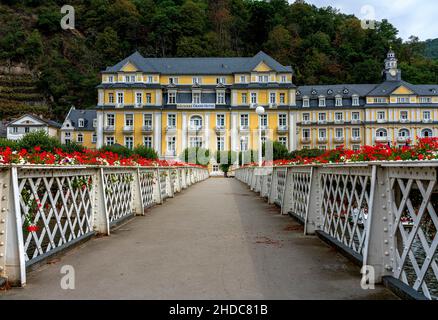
[383,48,401,81]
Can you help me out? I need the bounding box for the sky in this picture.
[303,0,438,41]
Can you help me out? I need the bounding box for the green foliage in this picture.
[17,130,61,152]
[424,38,438,59]
[1,1,438,121]
[99,144,133,158]
[133,145,158,160]
[60,141,85,153]
[215,150,237,173]
[289,148,324,160]
[0,138,19,150]
[238,150,256,166]
[262,141,289,161]
[180,147,210,165]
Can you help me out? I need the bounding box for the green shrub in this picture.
[133,145,158,160]
[261,141,290,160]
[238,150,256,165]
[99,144,133,158]
[61,141,85,153]
[0,138,19,150]
[180,147,210,165]
[289,148,324,160]
[216,150,238,174]
[17,130,61,152]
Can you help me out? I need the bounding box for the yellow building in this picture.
[93,51,296,172]
[60,107,97,148]
[295,50,438,151]
[61,50,438,171]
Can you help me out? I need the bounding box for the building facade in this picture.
[60,50,438,164]
[61,107,97,148]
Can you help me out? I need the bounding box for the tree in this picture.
[180,147,210,165]
[216,150,237,176]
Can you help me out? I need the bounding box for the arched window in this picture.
[421,128,433,138]
[190,115,202,130]
[376,128,387,137]
[398,128,410,138]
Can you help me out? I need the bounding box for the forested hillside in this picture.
[1,0,437,120]
[425,39,438,59]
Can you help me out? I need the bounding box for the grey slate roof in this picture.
[367,80,438,96]
[65,109,96,131]
[103,51,293,75]
[296,84,377,98]
[7,114,62,128]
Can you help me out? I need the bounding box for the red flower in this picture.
[34,146,41,152]
[27,225,39,232]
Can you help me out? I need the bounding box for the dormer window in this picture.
[93,119,97,127]
[147,75,153,83]
[343,88,349,94]
[335,96,342,107]
[78,118,84,128]
[108,75,114,83]
[169,77,178,85]
[352,95,359,106]
[217,77,226,85]
[311,89,317,95]
[280,75,287,83]
[240,75,246,83]
[303,97,310,107]
[318,96,326,107]
[192,92,201,104]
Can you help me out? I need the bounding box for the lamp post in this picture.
[240,136,246,167]
[255,105,265,167]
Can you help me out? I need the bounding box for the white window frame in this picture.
[167,114,176,128]
[216,114,225,128]
[143,136,153,148]
[318,96,326,107]
[77,133,83,143]
[278,114,287,127]
[216,91,225,104]
[241,93,247,105]
[78,118,85,128]
[217,136,225,151]
[303,97,310,107]
[168,91,177,104]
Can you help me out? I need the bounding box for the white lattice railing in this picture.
[235,162,438,300]
[0,164,208,287]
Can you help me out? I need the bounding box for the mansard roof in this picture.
[64,108,96,131]
[296,84,377,98]
[103,51,293,75]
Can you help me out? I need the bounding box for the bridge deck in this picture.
[1,178,396,299]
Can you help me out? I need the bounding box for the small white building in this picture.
[6,114,61,141]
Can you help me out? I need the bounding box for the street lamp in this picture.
[240,136,246,167]
[255,105,265,167]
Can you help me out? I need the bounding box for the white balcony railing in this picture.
[375,136,388,142]
[176,103,216,109]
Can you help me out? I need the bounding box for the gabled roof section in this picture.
[7,114,61,128]
[367,80,424,96]
[103,51,293,75]
[64,109,97,131]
